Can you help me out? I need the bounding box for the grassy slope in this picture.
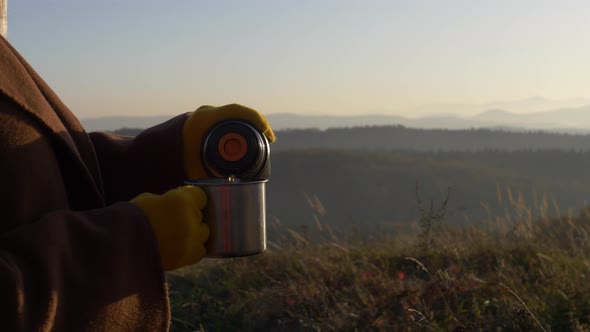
[167,203,590,332]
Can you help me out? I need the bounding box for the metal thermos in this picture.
[201,120,270,179]
[186,120,271,257]
[184,178,267,257]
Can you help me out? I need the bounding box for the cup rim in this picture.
[184,177,268,186]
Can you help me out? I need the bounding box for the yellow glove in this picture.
[131,186,209,271]
[183,104,275,179]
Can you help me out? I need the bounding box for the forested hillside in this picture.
[267,149,590,233]
[272,126,590,151]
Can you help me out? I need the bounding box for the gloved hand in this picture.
[131,186,209,271]
[183,104,276,179]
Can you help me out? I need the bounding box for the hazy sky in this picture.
[6,1,590,118]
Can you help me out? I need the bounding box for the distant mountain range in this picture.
[263,106,590,133]
[409,96,590,117]
[79,102,590,134]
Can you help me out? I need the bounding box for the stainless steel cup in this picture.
[184,178,267,257]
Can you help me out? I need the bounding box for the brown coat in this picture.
[0,36,187,330]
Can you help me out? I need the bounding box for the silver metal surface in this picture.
[185,178,267,257]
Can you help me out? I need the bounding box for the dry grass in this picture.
[167,189,590,331]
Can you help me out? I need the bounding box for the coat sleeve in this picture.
[88,113,191,204]
[0,204,170,332]
[0,99,169,331]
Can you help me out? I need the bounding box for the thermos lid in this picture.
[202,120,270,179]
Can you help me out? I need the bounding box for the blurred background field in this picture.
[112,125,590,331]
